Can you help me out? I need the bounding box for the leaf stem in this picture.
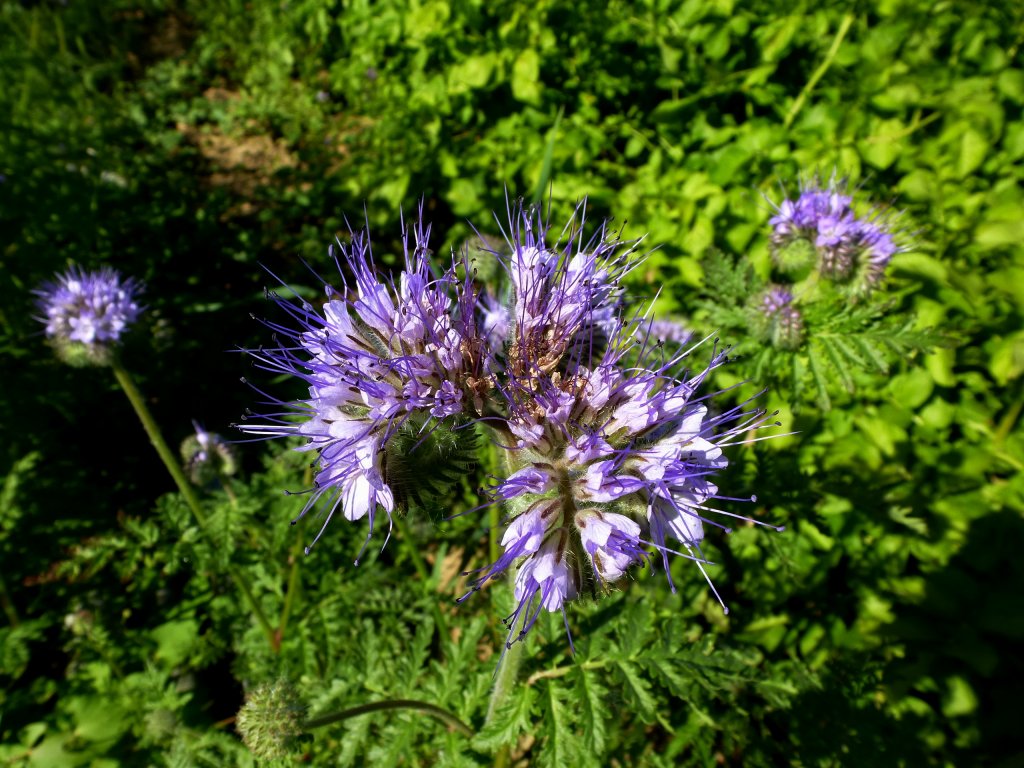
[783,13,855,128]
[525,659,609,687]
[110,360,278,650]
[303,699,472,736]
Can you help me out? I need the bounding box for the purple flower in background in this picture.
[769,181,854,243]
[640,317,693,348]
[181,421,239,485]
[759,285,794,316]
[769,178,903,291]
[479,291,511,353]
[35,266,142,366]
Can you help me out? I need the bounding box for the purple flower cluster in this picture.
[770,179,902,290]
[35,266,142,365]
[245,201,778,646]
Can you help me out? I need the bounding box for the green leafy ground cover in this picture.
[1,0,1022,765]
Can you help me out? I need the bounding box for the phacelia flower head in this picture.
[236,680,308,762]
[462,321,781,649]
[241,209,489,559]
[769,178,904,292]
[490,200,637,379]
[35,266,143,366]
[245,198,781,651]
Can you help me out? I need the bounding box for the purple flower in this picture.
[576,510,647,582]
[639,317,693,348]
[242,211,489,558]
[486,200,638,377]
[760,285,794,316]
[463,318,780,648]
[35,266,142,366]
[478,291,511,353]
[245,199,781,650]
[769,178,904,291]
[769,183,853,243]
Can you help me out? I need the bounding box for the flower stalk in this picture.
[110,359,278,650]
[302,699,472,736]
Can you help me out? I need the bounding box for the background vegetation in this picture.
[1,0,1022,765]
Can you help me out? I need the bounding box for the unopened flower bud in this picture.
[771,235,817,278]
[755,286,804,350]
[181,422,238,486]
[236,680,308,762]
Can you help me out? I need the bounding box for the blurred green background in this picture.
[1,0,1023,765]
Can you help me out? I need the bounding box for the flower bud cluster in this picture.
[757,285,804,350]
[245,200,779,646]
[236,680,308,761]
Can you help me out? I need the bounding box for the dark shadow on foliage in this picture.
[885,509,1024,768]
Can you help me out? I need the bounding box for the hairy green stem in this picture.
[487,430,503,564]
[218,476,239,508]
[783,13,855,128]
[486,622,524,768]
[485,568,526,725]
[303,698,472,736]
[482,430,525,767]
[111,360,278,650]
[275,462,316,647]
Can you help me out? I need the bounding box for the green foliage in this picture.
[2,0,1023,766]
[698,248,946,409]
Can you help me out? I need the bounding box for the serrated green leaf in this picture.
[849,335,890,373]
[536,681,582,768]
[473,684,535,751]
[806,346,831,410]
[613,660,657,722]
[816,337,855,393]
[575,666,608,753]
